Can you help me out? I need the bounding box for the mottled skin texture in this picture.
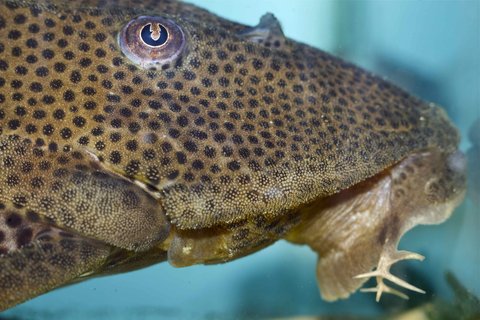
[0,0,466,310]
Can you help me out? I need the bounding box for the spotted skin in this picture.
[0,0,466,310]
[0,201,111,308]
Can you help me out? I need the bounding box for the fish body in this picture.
[0,0,465,310]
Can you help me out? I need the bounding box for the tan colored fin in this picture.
[287,150,466,301]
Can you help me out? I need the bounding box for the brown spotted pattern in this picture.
[0,134,170,251]
[0,222,110,309]
[0,0,459,230]
[0,0,465,310]
[0,198,112,310]
[0,201,48,255]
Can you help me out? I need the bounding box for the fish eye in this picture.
[119,16,186,69]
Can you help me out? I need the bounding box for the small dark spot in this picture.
[6,213,22,228]
[26,210,40,222]
[17,228,33,247]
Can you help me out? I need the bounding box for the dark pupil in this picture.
[140,23,168,47]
